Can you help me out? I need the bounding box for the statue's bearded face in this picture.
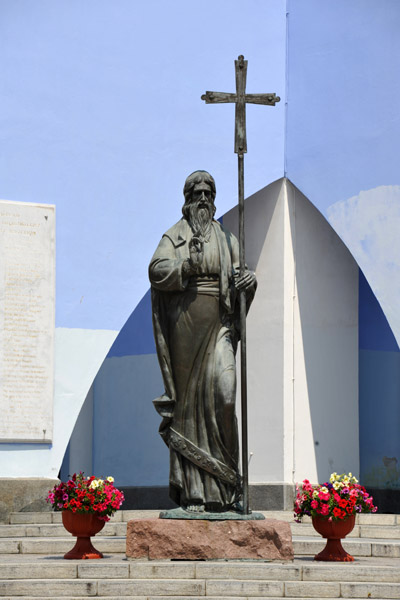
[184,183,215,240]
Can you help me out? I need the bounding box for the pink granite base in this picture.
[126,518,293,561]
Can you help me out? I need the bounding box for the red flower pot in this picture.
[62,511,105,559]
[312,514,355,561]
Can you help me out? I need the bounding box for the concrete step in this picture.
[0,538,126,555]
[8,510,160,525]
[0,535,398,558]
[0,598,389,600]
[0,557,400,582]
[0,578,206,597]
[3,520,400,540]
[0,523,127,538]
[0,557,399,598]
[0,577,400,598]
[9,510,400,526]
[292,522,400,539]
[20,537,126,554]
[0,597,384,600]
[293,536,400,558]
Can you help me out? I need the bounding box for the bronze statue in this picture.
[149,170,256,513]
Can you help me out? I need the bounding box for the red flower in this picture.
[47,472,124,518]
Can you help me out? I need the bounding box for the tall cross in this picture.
[201,55,280,515]
[201,55,280,154]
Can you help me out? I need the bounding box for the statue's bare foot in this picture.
[185,504,205,513]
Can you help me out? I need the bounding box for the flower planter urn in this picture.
[312,514,355,562]
[62,511,105,559]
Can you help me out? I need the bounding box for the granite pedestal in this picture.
[126,517,294,561]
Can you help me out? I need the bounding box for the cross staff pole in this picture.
[201,55,280,514]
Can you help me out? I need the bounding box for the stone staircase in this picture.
[0,510,399,598]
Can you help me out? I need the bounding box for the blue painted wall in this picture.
[286,0,400,213]
[92,353,166,486]
[106,290,155,358]
[359,271,400,489]
[92,289,164,486]
[0,0,286,331]
[286,0,400,347]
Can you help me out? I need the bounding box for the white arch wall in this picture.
[224,178,359,487]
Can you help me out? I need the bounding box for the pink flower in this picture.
[318,491,330,501]
[311,500,318,509]
[302,479,313,492]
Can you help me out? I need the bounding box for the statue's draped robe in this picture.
[149,218,253,510]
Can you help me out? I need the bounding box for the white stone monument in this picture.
[0,200,55,442]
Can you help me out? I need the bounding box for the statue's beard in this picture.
[186,201,213,241]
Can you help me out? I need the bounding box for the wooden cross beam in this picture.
[201,55,280,154]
